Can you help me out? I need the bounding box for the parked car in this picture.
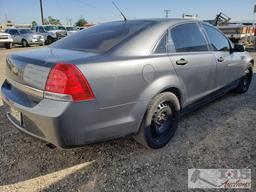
[57,26,78,36]
[0,32,13,49]
[34,25,67,44]
[1,19,253,149]
[77,27,87,30]
[5,28,44,47]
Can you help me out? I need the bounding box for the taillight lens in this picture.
[45,63,94,102]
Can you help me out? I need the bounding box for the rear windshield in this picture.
[51,21,154,53]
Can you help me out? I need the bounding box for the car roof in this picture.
[17,28,31,30]
[41,25,57,27]
[106,18,196,27]
[5,28,18,30]
[108,18,200,56]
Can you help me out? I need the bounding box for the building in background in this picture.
[182,13,198,20]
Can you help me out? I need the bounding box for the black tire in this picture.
[47,36,54,44]
[22,39,29,47]
[134,92,180,149]
[234,67,253,94]
[4,42,12,49]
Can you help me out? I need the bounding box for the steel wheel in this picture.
[134,92,180,149]
[234,67,253,93]
[151,102,174,139]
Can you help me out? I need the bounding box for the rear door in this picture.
[202,24,243,87]
[168,22,217,105]
[9,29,20,43]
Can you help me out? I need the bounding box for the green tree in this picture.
[31,21,37,28]
[48,16,61,25]
[75,17,88,27]
[43,18,49,25]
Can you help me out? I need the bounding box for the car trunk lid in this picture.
[5,47,98,93]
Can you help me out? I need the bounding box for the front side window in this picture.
[13,30,19,35]
[9,29,19,35]
[39,27,45,33]
[170,23,208,52]
[203,24,230,51]
[19,29,32,34]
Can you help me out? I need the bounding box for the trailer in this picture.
[218,24,254,47]
[204,13,256,48]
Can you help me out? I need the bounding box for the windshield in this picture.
[51,21,154,53]
[19,29,32,34]
[66,27,77,31]
[44,26,58,31]
[58,26,66,30]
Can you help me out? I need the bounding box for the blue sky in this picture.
[0,0,255,25]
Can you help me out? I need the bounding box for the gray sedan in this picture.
[1,19,253,149]
[5,28,44,47]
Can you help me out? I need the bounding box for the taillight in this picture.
[45,63,94,102]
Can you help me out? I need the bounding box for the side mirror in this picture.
[232,44,245,52]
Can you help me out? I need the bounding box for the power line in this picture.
[75,0,116,15]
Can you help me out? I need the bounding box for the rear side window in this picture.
[203,24,230,51]
[154,33,168,54]
[170,23,208,52]
[51,21,154,53]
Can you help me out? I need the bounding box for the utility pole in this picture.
[164,10,171,18]
[40,0,44,25]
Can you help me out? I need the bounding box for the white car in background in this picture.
[0,32,13,49]
[34,25,67,44]
[58,26,78,36]
[5,28,44,47]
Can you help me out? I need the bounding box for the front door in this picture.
[202,24,243,87]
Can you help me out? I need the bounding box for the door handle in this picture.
[176,58,188,65]
[217,57,224,62]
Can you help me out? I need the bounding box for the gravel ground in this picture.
[0,46,256,192]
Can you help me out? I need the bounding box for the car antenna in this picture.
[112,1,127,22]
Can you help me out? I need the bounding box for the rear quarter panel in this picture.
[77,56,182,108]
[77,55,182,133]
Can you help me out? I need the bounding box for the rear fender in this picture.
[138,75,185,104]
[131,75,185,133]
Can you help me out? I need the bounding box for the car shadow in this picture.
[0,44,44,51]
[0,72,255,191]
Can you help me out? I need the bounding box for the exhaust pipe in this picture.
[46,143,56,149]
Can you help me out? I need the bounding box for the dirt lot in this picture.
[0,46,256,192]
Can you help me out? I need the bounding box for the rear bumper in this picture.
[1,90,70,148]
[1,80,138,148]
